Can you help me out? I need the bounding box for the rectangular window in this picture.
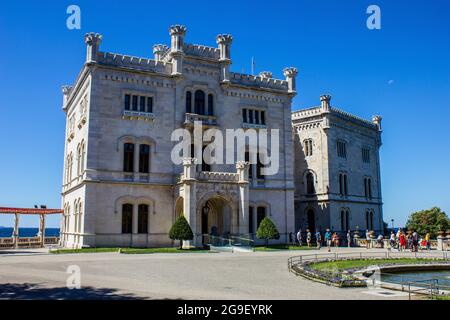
[245,151,253,179]
[124,94,131,110]
[123,143,135,172]
[122,204,133,234]
[337,141,347,159]
[248,110,253,124]
[362,148,370,163]
[132,95,138,111]
[138,204,149,234]
[254,110,260,124]
[147,97,153,113]
[139,96,146,112]
[139,144,150,173]
[261,111,265,125]
[242,109,247,123]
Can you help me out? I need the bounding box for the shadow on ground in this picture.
[0,283,140,300]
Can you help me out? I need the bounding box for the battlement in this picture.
[229,72,288,91]
[291,107,322,120]
[96,51,171,74]
[184,43,220,60]
[330,107,378,128]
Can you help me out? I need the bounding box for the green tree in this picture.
[405,207,450,238]
[169,215,194,249]
[256,217,280,247]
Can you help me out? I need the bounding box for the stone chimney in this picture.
[153,44,168,61]
[283,67,298,93]
[372,115,383,131]
[169,25,187,76]
[84,32,102,63]
[320,94,331,112]
[216,34,233,83]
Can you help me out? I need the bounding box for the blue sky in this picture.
[0,0,449,228]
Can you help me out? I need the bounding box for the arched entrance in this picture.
[306,208,315,232]
[200,197,232,236]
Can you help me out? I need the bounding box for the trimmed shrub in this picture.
[256,217,280,247]
[169,215,194,249]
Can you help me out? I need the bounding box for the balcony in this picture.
[184,113,217,127]
[242,122,267,129]
[122,110,155,122]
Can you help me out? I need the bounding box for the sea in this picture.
[0,227,60,238]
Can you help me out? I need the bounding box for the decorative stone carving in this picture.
[259,71,273,79]
[153,44,169,61]
[372,115,383,131]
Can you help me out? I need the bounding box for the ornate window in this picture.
[340,209,350,231]
[242,108,266,126]
[366,210,374,230]
[122,204,133,234]
[138,204,149,234]
[139,144,150,173]
[194,90,205,115]
[364,177,372,198]
[123,143,135,172]
[339,173,348,196]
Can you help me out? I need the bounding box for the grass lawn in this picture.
[120,247,209,254]
[433,295,450,300]
[310,258,439,272]
[50,248,120,254]
[255,244,317,251]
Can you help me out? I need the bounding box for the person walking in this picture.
[425,232,431,251]
[315,230,322,249]
[399,232,406,251]
[389,232,396,251]
[365,230,371,249]
[325,229,332,252]
[296,229,302,246]
[347,230,352,248]
[412,230,419,252]
[306,229,312,247]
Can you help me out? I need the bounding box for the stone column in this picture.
[182,158,198,248]
[169,25,186,76]
[216,34,232,83]
[283,67,298,94]
[84,33,102,63]
[13,213,20,249]
[236,161,250,236]
[39,214,46,248]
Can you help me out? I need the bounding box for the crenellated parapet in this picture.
[229,72,288,91]
[259,71,273,79]
[153,44,169,61]
[97,52,171,74]
[184,44,220,60]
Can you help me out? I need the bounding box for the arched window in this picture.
[304,139,313,157]
[306,172,315,195]
[186,91,192,113]
[77,201,83,233]
[194,90,205,115]
[122,204,133,234]
[207,94,214,116]
[366,210,374,230]
[339,173,348,195]
[139,144,150,173]
[81,141,86,173]
[123,143,135,172]
[256,207,266,230]
[341,209,350,231]
[364,177,373,198]
[138,204,149,234]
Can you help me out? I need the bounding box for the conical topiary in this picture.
[256,216,280,247]
[169,215,194,249]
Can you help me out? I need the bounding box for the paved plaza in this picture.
[0,247,434,300]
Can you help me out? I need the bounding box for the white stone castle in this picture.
[60,25,383,248]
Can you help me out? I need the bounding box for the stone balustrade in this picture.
[184,113,217,126]
[197,171,239,182]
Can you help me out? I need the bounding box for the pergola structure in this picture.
[0,207,63,248]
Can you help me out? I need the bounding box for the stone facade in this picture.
[60,26,383,249]
[60,26,296,248]
[292,95,383,235]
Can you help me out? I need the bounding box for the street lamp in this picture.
[391,219,394,229]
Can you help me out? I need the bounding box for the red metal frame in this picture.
[0,207,62,215]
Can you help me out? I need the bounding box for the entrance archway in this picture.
[200,197,232,236]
